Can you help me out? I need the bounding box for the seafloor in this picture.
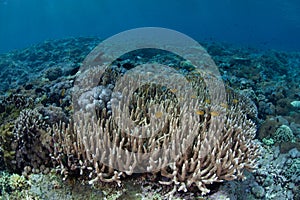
[0,37,299,200]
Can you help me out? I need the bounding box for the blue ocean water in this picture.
[0,0,300,53]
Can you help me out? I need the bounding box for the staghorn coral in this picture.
[51,66,260,196]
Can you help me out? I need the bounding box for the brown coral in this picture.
[12,108,53,173]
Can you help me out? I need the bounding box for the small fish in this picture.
[195,110,205,115]
[67,105,73,111]
[220,103,228,108]
[61,88,66,97]
[191,95,197,99]
[192,70,201,75]
[155,111,163,118]
[170,88,177,93]
[210,111,219,116]
[178,96,184,102]
[205,99,211,104]
[232,99,239,104]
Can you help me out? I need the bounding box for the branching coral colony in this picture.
[49,65,260,196]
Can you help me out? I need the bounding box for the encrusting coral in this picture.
[50,65,260,195]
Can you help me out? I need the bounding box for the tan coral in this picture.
[51,67,260,195]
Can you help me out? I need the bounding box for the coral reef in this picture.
[0,37,299,199]
[50,65,260,196]
[253,147,300,199]
[0,93,34,125]
[0,37,100,93]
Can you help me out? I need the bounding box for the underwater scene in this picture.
[0,1,300,200]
